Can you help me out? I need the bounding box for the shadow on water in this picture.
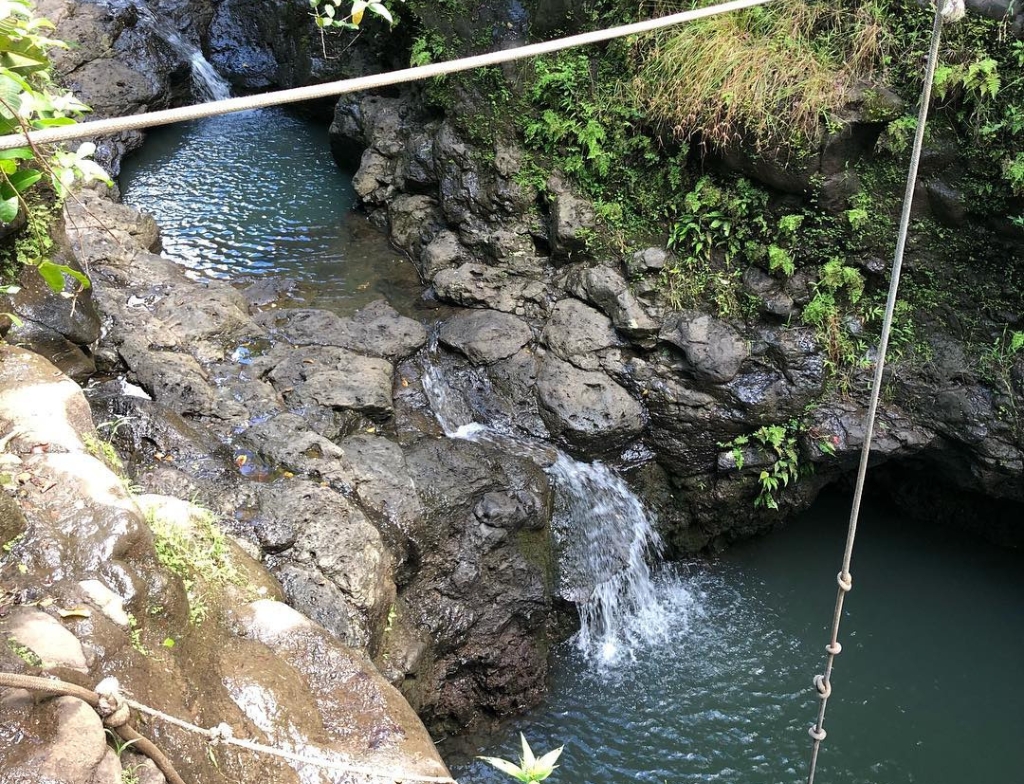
[445,488,1024,784]
[119,106,425,316]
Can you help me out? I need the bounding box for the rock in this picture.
[1,608,89,672]
[742,266,796,318]
[570,265,659,342]
[628,247,672,276]
[439,309,533,364]
[660,311,748,384]
[388,194,444,258]
[535,355,645,450]
[234,600,450,781]
[541,298,618,370]
[263,344,395,422]
[0,693,119,784]
[433,263,551,317]
[926,180,969,227]
[546,174,596,260]
[421,229,470,280]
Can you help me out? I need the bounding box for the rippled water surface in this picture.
[447,491,1024,784]
[120,107,423,313]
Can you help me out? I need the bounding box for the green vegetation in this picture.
[722,420,805,510]
[635,1,887,151]
[145,502,242,625]
[82,432,123,474]
[480,734,563,783]
[6,637,41,666]
[310,0,399,29]
[0,0,110,295]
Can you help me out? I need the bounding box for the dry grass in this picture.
[634,1,888,151]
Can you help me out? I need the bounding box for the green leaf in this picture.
[0,194,17,222]
[7,167,40,192]
[520,734,536,770]
[36,259,65,292]
[478,756,526,778]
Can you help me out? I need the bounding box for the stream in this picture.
[119,106,1024,784]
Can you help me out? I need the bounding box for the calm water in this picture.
[119,107,423,313]
[447,491,1024,784]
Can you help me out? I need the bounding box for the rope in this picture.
[0,670,455,784]
[804,1,952,782]
[0,0,773,151]
[0,672,187,784]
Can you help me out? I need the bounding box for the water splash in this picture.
[127,0,232,102]
[422,359,670,665]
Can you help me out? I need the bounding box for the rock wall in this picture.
[330,89,1024,550]
[0,344,450,783]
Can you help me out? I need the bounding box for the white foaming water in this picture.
[127,0,232,102]
[422,361,678,665]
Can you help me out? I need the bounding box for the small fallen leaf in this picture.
[57,606,92,619]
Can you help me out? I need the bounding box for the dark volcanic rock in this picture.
[660,311,749,384]
[536,355,645,451]
[439,308,533,364]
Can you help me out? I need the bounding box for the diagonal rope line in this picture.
[804,1,957,782]
[0,0,773,150]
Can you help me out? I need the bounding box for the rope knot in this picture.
[825,641,842,656]
[836,571,852,592]
[813,674,832,699]
[95,677,130,728]
[808,725,827,742]
[208,722,235,745]
[940,0,965,22]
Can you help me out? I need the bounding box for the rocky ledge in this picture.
[0,344,449,783]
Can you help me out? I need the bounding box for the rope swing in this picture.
[804,1,963,782]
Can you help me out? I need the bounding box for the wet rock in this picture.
[0,693,119,784]
[570,265,659,343]
[536,355,645,451]
[421,229,470,280]
[660,311,748,384]
[234,600,450,781]
[541,298,618,371]
[1,608,89,672]
[438,309,533,364]
[742,266,796,318]
[546,174,596,260]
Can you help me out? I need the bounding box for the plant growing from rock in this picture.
[480,734,563,783]
[0,0,110,294]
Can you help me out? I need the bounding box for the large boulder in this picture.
[439,308,533,364]
[535,355,645,451]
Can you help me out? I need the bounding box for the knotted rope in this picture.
[805,1,954,782]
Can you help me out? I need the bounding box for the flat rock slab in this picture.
[439,309,533,364]
[536,355,644,450]
[262,300,427,360]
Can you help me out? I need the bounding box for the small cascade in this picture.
[129,0,231,102]
[422,360,668,665]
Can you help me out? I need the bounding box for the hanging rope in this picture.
[0,0,773,151]
[804,1,962,782]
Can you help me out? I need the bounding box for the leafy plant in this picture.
[479,734,563,783]
[309,0,400,29]
[0,0,110,295]
[722,421,803,510]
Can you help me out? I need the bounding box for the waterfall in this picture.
[128,1,232,102]
[422,362,668,665]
